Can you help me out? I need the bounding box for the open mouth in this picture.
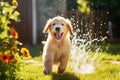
[54,32,63,40]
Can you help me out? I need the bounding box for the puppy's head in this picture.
[43,16,73,41]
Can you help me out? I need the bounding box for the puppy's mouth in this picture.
[54,32,63,40]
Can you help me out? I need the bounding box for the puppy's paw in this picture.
[43,69,51,75]
[57,68,65,74]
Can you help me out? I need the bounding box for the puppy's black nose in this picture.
[55,27,60,32]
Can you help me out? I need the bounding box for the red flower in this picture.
[0,52,17,63]
[0,53,10,63]
[10,27,18,40]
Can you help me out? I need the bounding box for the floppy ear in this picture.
[65,19,73,35]
[43,19,52,33]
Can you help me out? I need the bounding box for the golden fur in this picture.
[42,16,73,75]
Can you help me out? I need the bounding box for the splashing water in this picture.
[69,10,108,74]
[70,32,106,74]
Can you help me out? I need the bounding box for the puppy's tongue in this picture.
[55,33,61,40]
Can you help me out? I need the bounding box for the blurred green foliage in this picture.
[0,1,30,79]
[77,0,90,14]
[0,1,20,52]
[0,1,20,79]
[0,1,19,39]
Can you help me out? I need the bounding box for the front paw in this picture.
[57,68,65,74]
[43,69,51,75]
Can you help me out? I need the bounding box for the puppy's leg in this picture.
[43,58,53,75]
[43,55,54,75]
[57,55,69,74]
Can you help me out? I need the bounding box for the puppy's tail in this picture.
[41,41,46,45]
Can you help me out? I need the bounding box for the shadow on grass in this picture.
[51,72,79,80]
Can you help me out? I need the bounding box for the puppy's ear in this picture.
[43,19,52,33]
[66,19,73,35]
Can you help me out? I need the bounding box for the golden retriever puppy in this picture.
[42,16,73,75]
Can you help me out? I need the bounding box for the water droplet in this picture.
[92,22,95,25]
[106,31,109,33]
[81,21,83,25]
[107,11,109,14]
[100,24,103,26]
[2,10,6,14]
[77,21,79,24]
[72,9,75,11]
[101,3,104,5]
[91,3,94,6]
[104,23,106,25]
[0,2,4,6]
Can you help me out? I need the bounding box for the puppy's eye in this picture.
[61,23,64,26]
[53,23,56,26]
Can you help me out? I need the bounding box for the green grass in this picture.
[15,59,120,80]
[15,43,120,80]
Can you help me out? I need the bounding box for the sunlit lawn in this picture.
[15,43,120,80]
